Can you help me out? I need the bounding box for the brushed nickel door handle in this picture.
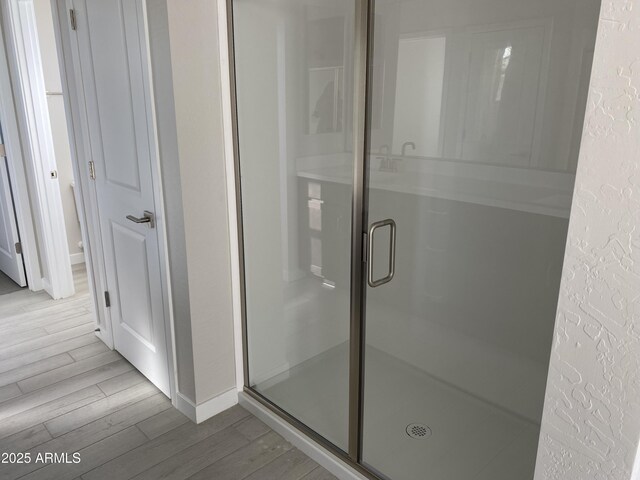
[126,211,155,228]
[367,219,396,287]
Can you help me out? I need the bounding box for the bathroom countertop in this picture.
[296,159,574,218]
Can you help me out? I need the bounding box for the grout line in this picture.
[68,344,112,363]
[76,424,165,480]
[83,412,255,480]
[0,333,101,377]
[0,352,80,390]
[49,395,171,453]
[0,326,99,363]
[0,361,119,414]
[0,310,92,334]
[239,446,294,480]
[95,382,108,396]
[16,393,169,460]
[41,419,56,438]
[134,405,184,441]
[177,429,274,480]
[44,383,160,439]
[0,385,108,438]
[230,431,291,480]
[0,352,78,388]
[16,356,126,396]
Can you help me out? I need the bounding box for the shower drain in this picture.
[405,423,432,439]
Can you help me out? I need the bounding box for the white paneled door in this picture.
[68,0,170,395]
[0,127,26,287]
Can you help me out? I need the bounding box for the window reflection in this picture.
[392,35,446,158]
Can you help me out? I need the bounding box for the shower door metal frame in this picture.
[225,0,380,477]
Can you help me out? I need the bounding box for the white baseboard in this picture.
[69,252,85,265]
[238,391,368,480]
[41,277,54,298]
[176,388,238,424]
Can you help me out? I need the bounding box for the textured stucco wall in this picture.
[534,1,640,479]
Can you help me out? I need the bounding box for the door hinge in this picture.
[104,291,111,308]
[0,143,6,157]
[14,242,21,255]
[88,161,96,180]
[69,9,77,31]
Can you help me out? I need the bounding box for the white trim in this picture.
[2,0,74,299]
[0,17,41,292]
[69,252,84,265]
[239,392,367,480]
[51,0,112,346]
[138,0,178,407]
[632,440,640,480]
[217,0,245,392]
[176,388,238,424]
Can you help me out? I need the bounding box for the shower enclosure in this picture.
[229,0,601,478]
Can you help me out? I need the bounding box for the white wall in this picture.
[32,0,83,262]
[146,0,237,409]
[534,1,640,478]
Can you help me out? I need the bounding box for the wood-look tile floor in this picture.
[0,271,23,296]
[0,265,336,480]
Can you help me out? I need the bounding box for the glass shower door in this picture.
[232,0,357,452]
[360,0,600,478]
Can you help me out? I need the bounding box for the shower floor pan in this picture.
[258,344,539,480]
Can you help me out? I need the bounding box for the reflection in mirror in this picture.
[392,35,446,158]
[306,15,346,135]
[374,3,599,174]
[308,67,343,134]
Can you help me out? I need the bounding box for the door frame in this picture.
[49,0,178,402]
[0,0,77,297]
[0,31,34,289]
[223,0,376,477]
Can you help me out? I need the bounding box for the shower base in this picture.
[257,343,539,480]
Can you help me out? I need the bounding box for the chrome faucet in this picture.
[401,142,416,157]
[377,145,394,172]
[379,141,414,173]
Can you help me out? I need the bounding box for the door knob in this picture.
[126,211,155,228]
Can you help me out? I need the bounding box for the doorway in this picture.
[229,0,602,479]
[53,0,173,397]
[0,123,26,292]
[0,0,174,400]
